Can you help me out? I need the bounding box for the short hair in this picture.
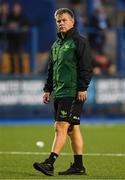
[54,8,74,19]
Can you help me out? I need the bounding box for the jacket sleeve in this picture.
[75,37,93,91]
[43,53,53,93]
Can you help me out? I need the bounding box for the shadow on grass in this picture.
[1,170,124,179]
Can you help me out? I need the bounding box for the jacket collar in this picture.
[57,27,78,40]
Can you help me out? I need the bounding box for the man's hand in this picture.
[77,91,87,102]
[43,92,50,104]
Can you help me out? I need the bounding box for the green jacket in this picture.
[44,28,93,98]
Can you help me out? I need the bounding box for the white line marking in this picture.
[0,151,125,157]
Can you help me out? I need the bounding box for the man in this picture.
[7,2,29,74]
[33,8,93,176]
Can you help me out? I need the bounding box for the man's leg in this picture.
[42,121,70,165]
[68,125,83,154]
[58,125,86,175]
[68,125,84,168]
[51,121,70,154]
[33,121,70,176]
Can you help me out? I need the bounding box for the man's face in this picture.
[56,13,74,33]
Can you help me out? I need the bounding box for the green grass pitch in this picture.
[0,123,125,179]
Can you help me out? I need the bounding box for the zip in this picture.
[55,41,62,88]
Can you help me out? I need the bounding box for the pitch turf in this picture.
[0,123,125,179]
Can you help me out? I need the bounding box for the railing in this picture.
[0,27,125,74]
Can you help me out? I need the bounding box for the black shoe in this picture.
[58,163,86,175]
[33,159,54,176]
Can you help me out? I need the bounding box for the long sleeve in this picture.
[75,37,93,91]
